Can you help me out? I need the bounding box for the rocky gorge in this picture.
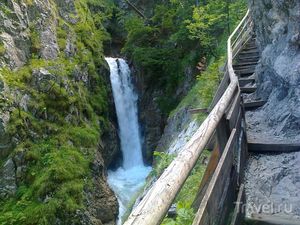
[1,0,299,224]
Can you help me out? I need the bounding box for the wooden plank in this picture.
[205,130,217,151]
[234,61,257,66]
[243,46,257,51]
[247,214,300,225]
[240,86,257,93]
[233,65,256,71]
[216,116,231,152]
[244,100,266,109]
[239,50,259,55]
[236,59,259,64]
[248,142,300,152]
[235,117,247,185]
[235,68,256,75]
[237,55,259,60]
[208,70,230,112]
[192,129,237,225]
[239,78,255,86]
[192,145,221,209]
[226,91,241,130]
[230,184,245,225]
[218,167,238,225]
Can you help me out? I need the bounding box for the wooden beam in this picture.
[208,70,230,112]
[239,78,255,86]
[226,91,241,130]
[248,142,300,152]
[230,184,245,225]
[192,145,221,209]
[239,50,259,55]
[233,65,257,70]
[247,214,300,225]
[234,61,257,66]
[244,100,266,109]
[237,55,259,61]
[240,86,257,93]
[235,68,256,75]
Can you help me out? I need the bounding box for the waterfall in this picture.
[105,57,151,224]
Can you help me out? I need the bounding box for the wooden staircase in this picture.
[233,38,267,110]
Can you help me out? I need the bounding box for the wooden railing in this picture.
[124,10,253,225]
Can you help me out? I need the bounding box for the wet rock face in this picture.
[156,107,198,154]
[134,64,196,163]
[84,149,118,225]
[249,0,300,140]
[244,152,300,219]
[0,159,16,200]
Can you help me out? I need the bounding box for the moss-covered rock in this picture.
[0,0,119,224]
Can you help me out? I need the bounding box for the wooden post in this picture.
[216,115,230,153]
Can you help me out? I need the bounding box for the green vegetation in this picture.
[0,0,115,224]
[153,150,210,225]
[0,43,5,56]
[122,0,246,115]
[151,151,176,177]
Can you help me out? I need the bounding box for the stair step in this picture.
[244,100,266,109]
[245,214,300,225]
[239,77,255,86]
[237,56,259,62]
[237,56,259,61]
[240,86,257,93]
[233,61,258,67]
[243,46,258,51]
[233,65,257,70]
[235,69,256,76]
[248,142,300,153]
[239,50,259,55]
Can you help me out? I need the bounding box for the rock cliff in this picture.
[248,0,300,142]
[0,0,119,224]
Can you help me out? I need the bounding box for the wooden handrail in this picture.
[124,10,251,225]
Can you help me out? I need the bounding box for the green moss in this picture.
[0,139,90,225]
[29,28,41,54]
[0,4,11,16]
[24,0,34,6]
[0,43,5,56]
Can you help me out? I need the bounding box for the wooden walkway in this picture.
[123,10,299,225]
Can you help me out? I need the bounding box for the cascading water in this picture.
[105,57,151,224]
